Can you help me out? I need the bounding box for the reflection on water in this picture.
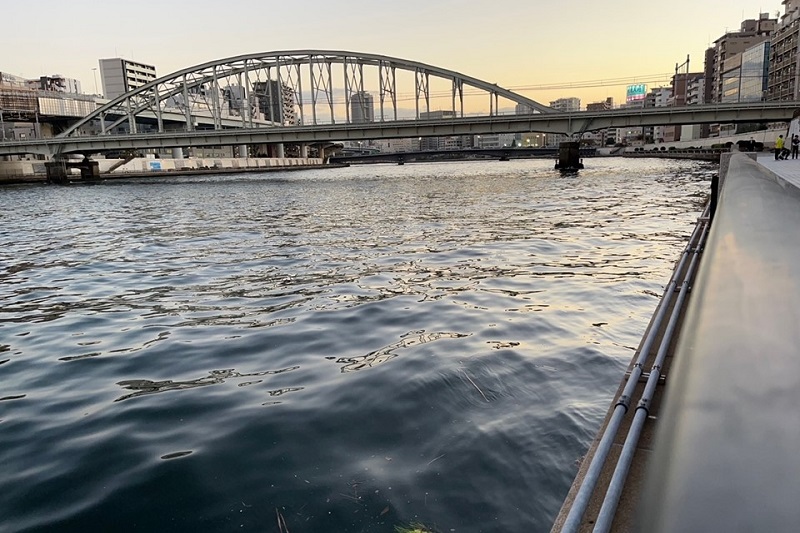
[336,331,469,372]
[0,159,710,532]
[115,366,300,402]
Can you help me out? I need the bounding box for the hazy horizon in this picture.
[0,0,783,108]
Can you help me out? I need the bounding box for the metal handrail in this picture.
[559,205,709,532]
[591,218,707,533]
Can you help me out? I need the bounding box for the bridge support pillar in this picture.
[237,144,249,158]
[300,144,308,158]
[45,158,99,185]
[172,148,184,159]
[555,141,584,171]
[79,159,100,180]
[45,161,69,185]
[273,143,285,158]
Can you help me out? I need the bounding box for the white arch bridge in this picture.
[0,50,798,157]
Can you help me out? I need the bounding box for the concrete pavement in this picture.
[756,152,800,188]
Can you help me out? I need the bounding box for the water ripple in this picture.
[0,159,711,532]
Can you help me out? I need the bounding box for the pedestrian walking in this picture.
[791,134,799,159]
[776,135,785,160]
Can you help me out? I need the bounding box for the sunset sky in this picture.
[0,0,783,109]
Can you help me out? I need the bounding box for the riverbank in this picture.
[0,156,335,185]
[549,152,800,532]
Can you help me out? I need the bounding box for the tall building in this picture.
[99,58,157,100]
[721,54,744,103]
[705,13,776,104]
[767,1,800,101]
[547,97,580,146]
[350,91,375,123]
[252,80,297,125]
[583,98,615,146]
[549,97,581,112]
[649,87,673,143]
[740,41,770,101]
[659,72,704,142]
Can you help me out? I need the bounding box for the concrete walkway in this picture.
[756,153,800,189]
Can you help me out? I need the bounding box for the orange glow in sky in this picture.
[0,0,783,110]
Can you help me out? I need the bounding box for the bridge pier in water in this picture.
[555,141,584,171]
[45,158,100,185]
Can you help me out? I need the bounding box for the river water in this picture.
[0,158,711,533]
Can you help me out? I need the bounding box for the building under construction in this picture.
[0,73,38,121]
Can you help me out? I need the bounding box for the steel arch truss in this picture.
[60,50,552,138]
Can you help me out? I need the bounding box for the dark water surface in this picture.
[0,159,710,533]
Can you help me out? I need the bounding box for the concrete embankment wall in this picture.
[638,153,800,532]
[0,157,324,179]
[636,129,784,152]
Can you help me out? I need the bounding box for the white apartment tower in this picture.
[547,97,580,146]
[549,97,581,112]
[99,58,157,100]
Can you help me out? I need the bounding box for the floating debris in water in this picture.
[395,523,436,533]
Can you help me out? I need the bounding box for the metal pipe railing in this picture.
[559,207,708,533]
[591,219,708,533]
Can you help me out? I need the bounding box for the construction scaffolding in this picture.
[0,87,37,120]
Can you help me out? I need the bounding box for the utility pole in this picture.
[675,54,690,105]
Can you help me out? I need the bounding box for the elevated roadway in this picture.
[330,147,596,164]
[1,102,798,158]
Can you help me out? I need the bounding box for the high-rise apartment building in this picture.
[547,98,580,147]
[767,1,800,100]
[648,87,673,143]
[98,58,157,100]
[350,91,375,123]
[252,80,297,125]
[704,13,776,104]
[549,97,580,112]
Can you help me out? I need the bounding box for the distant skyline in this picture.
[0,0,784,107]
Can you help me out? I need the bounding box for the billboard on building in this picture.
[626,84,648,103]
